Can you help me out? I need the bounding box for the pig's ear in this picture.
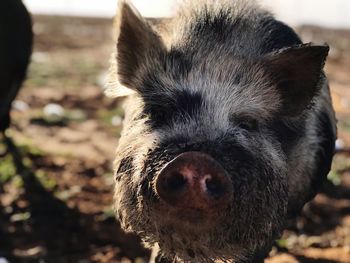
[113,1,165,92]
[264,44,329,116]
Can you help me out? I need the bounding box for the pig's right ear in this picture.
[110,1,165,95]
[264,43,329,116]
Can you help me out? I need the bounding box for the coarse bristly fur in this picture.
[106,0,336,262]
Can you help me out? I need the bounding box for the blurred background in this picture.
[0,0,349,262]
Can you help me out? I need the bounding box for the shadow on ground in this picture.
[0,137,148,263]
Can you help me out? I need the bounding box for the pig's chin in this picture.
[147,209,248,262]
[144,207,256,263]
[143,198,281,263]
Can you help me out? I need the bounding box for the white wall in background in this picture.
[23,0,350,28]
[263,0,350,28]
[22,0,174,18]
[23,0,118,18]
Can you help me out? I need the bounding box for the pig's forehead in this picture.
[182,70,281,120]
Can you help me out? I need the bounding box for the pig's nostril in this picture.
[166,172,187,191]
[205,177,224,198]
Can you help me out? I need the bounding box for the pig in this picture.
[0,0,33,133]
[106,0,336,262]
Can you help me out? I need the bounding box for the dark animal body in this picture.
[0,0,33,133]
[107,1,336,262]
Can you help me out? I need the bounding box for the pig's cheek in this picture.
[114,180,139,228]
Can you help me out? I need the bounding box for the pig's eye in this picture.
[234,117,259,131]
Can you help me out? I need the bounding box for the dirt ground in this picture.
[0,15,350,263]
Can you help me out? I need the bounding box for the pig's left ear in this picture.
[106,1,166,97]
[264,44,329,116]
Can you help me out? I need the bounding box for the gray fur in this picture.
[107,0,336,262]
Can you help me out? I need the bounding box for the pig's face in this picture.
[114,90,289,261]
[108,2,329,262]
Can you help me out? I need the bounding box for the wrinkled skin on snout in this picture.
[108,1,336,262]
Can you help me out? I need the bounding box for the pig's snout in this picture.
[155,151,233,210]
